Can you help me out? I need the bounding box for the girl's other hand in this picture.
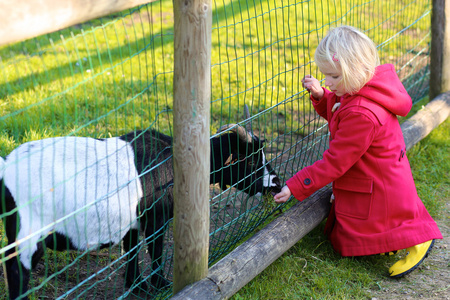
[302,75,324,100]
[274,185,292,203]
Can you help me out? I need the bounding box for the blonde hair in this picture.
[315,26,380,95]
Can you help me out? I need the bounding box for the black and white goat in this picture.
[0,115,281,299]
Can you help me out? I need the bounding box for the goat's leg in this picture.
[7,238,48,300]
[5,247,31,300]
[3,211,31,300]
[145,220,170,289]
[122,229,148,291]
[44,232,77,252]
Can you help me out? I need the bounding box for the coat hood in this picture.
[348,64,412,117]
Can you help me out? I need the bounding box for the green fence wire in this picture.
[0,0,431,299]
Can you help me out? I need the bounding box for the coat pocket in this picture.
[334,176,373,220]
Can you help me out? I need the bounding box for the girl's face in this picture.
[319,63,346,97]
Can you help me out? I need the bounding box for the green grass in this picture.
[0,0,431,153]
[232,116,449,300]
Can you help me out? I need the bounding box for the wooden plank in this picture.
[0,0,156,46]
[171,93,450,299]
[172,0,212,294]
[401,92,450,151]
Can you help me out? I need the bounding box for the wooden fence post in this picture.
[172,0,212,294]
[430,0,450,99]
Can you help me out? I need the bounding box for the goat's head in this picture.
[213,107,282,197]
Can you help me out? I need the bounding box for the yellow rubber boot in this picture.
[389,240,434,278]
[380,250,398,256]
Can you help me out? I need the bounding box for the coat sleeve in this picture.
[286,110,377,201]
[311,88,333,121]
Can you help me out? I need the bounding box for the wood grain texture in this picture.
[172,0,212,294]
[430,0,450,98]
[401,92,450,151]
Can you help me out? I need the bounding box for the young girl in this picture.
[274,25,442,277]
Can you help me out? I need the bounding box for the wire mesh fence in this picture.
[0,0,431,299]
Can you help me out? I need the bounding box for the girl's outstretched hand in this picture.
[302,75,324,100]
[274,185,292,203]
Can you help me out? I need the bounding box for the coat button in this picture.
[304,178,311,185]
[399,149,405,161]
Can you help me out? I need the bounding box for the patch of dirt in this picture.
[369,203,450,300]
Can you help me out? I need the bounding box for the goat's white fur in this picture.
[2,136,143,270]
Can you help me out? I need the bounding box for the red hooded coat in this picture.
[286,64,442,256]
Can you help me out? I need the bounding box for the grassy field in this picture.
[0,0,438,299]
[0,0,431,152]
